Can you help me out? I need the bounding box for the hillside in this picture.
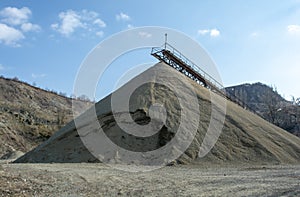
[226,83,300,137]
[0,77,91,158]
[15,63,300,165]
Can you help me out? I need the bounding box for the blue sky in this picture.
[0,0,300,100]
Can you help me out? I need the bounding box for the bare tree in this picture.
[297,98,300,106]
[78,94,91,102]
[56,108,67,129]
[262,86,281,125]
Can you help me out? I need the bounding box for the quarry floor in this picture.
[0,162,299,197]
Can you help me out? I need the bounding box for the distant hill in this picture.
[0,77,92,158]
[226,83,300,137]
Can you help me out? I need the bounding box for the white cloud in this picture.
[52,10,83,37]
[127,24,134,29]
[287,25,300,35]
[0,23,24,46]
[198,29,210,35]
[250,32,259,37]
[51,9,106,37]
[0,7,31,26]
[21,22,41,32]
[138,31,152,38]
[96,31,104,37]
[198,28,220,37]
[0,7,41,46]
[116,12,130,21]
[93,18,106,28]
[31,73,46,78]
[210,28,220,37]
[81,10,98,21]
[51,23,58,29]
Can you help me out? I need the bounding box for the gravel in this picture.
[0,163,299,196]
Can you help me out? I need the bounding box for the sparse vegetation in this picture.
[262,85,281,125]
[0,76,93,157]
[226,83,300,137]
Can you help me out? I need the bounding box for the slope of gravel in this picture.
[15,62,300,165]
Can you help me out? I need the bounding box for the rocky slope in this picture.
[0,77,91,158]
[226,83,300,137]
[15,63,300,165]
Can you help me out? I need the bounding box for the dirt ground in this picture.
[0,162,299,196]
